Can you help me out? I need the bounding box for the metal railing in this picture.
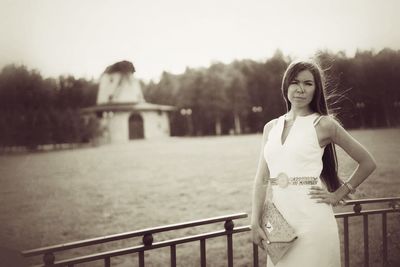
[22,213,250,267]
[334,197,400,267]
[22,197,400,267]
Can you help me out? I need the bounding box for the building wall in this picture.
[108,112,130,143]
[100,110,170,143]
[141,111,171,139]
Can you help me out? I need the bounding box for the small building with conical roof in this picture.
[82,61,175,143]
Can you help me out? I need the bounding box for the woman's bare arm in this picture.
[251,120,276,247]
[251,120,275,226]
[311,116,377,203]
[321,116,376,188]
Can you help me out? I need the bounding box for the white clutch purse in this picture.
[261,200,298,265]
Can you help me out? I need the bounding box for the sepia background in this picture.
[0,0,399,266]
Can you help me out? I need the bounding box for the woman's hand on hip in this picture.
[308,186,342,206]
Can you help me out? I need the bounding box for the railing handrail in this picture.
[41,226,251,267]
[342,196,400,206]
[335,207,399,218]
[22,212,247,257]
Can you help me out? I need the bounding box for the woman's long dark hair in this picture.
[281,60,341,192]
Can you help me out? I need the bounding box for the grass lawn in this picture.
[0,128,399,266]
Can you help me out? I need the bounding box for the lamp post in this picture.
[252,106,263,133]
[180,108,193,136]
[356,102,365,128]
[394,101,400,126]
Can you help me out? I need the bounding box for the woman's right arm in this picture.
[251,120,275,248]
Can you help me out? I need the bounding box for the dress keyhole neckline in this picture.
[280,117,296,146]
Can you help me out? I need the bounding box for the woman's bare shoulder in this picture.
[261,118,279,142]
[315,115,342,137]
[263,118,279,132]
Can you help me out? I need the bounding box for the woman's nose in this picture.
[297,84,305,93]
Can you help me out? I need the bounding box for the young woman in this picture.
[251,60,376,266]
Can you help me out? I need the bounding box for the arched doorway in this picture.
[129,113,144,139]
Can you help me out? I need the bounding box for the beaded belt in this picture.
[269,172,319,188]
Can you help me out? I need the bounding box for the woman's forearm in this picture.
[335,157,376,201]
[347,157,376,188]
[251,176,268,226]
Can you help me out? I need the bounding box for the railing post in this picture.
[170,245,176,267]
[382,212,388,267]
[227,234,233,267]
[224,219,234,267]
[140,233,153,267]
[43,252,55,266]
[200,239,206,267]
[139,251,145,267]
[354,203,362,213]
[343,217,349,267]
[143,233,153,246]
[363,214,369,267]
[104,257,110,267]
[253,244,259,267]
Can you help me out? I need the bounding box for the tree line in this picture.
[0,65,99,150]
[144,48,400,136]
[0,48,399,149]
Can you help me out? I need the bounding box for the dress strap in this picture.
[313,115,323,126]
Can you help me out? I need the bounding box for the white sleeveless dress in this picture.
[264,113,341,267]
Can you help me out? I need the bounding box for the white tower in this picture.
[82,60,175,143]
[97,61,144,104]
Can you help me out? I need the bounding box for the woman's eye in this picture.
[290,81,298,84]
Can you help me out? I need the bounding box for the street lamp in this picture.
[394,101,400,126]
[180,108,192,116]
[356,102,365,128]
[180,108,193,136]
[252,106,263,113]
[252,106,263,133]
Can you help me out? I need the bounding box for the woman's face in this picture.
[287,69,316,109]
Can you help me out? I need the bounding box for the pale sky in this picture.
[0,0,399,81]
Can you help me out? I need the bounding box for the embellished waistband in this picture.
[269,172,319,188]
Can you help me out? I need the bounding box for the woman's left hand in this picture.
[308,186,342,206]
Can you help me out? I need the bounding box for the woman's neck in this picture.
[286,107,314,120]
